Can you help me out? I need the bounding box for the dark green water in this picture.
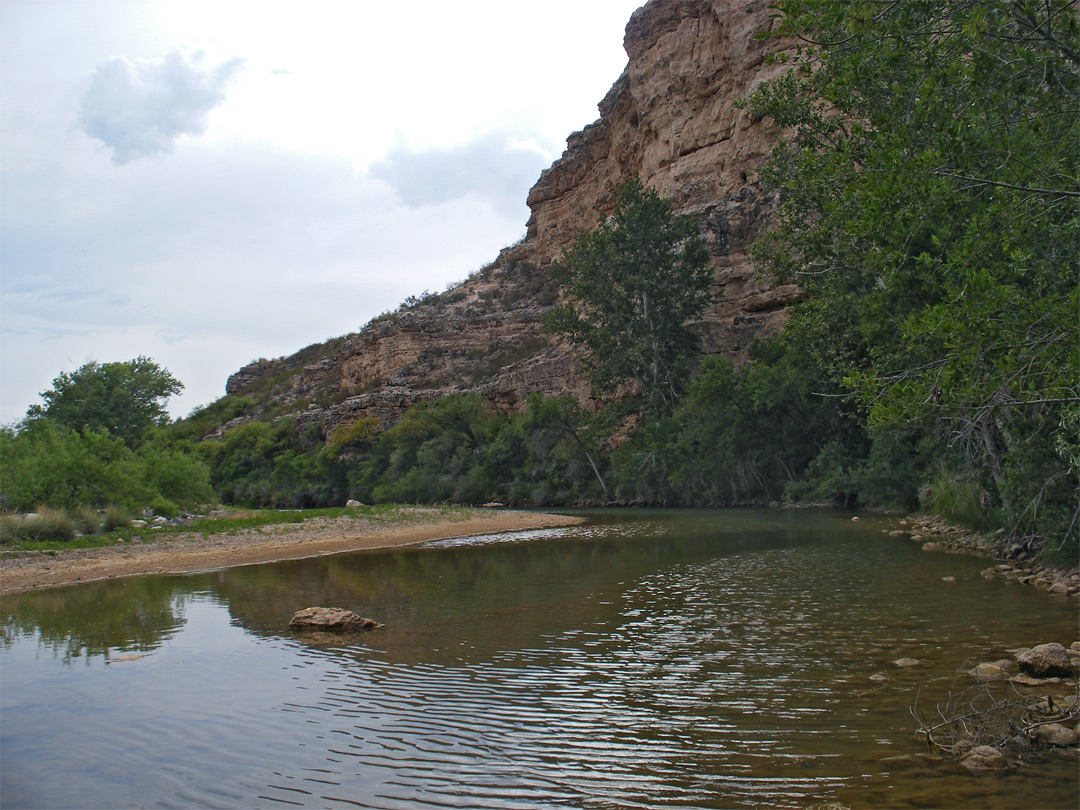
[2,509,1077,809]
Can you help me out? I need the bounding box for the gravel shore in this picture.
[0,509,585,595]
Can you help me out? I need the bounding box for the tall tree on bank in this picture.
[27,357,183,446]
[543,179,712,418]
[746,0,1079,549]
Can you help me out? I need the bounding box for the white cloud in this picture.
[368,134,553,216]
[77,49,245,164]
[0,0,645,423]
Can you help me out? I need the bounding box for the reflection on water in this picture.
[2,509,1077,809]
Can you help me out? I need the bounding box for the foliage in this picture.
[488,394,610,505]
[202,419,339,508]
[744,0,1079,550]
[544,178,712,417]
[672,340,857,504]
[170,395,258,442]
[0,420,214,513]
[26,357,183,446]
[0,506,77,543]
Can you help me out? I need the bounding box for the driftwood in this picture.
[911,663,1079,760]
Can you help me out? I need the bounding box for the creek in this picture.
[2,509,1077,809]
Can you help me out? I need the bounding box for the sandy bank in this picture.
[0,510,585,595]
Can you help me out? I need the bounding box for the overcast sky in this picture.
[0,0,644,423]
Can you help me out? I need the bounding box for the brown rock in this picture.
[960,745,1009,773]
[1028,723,1080,747]
[289,607,382,633]
[893,657,921,668]
[969,663,1009,682]
[1017,643,1073,678]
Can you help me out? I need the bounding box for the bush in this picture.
[72,506,103,536]
[103,505,132,531]
[6,506,78,543]
[148,496,180,519]
[0,515,20,545]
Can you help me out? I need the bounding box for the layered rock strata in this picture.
[224,0,803,434]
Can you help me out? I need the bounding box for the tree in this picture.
[543,178,712,417]
[28,356,183,446]
[746,0,1079,551]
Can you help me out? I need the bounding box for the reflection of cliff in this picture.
[221,0,804,435]
[0,578,186,663]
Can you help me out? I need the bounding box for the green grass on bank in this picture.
[0,504,484,554]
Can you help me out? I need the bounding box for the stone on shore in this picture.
[289,607,382,632]
[1017,643,1073,678]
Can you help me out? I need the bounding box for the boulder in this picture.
[289,607,382,632]
[969,663,1009,682]
[1017,643,1073,678]
[345,499,364,508]
[1028,723,1080,747]
[893,658,921,668]
[959,745,1009,773]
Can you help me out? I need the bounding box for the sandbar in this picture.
[0,509,585,595]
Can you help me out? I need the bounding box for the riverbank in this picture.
[883,513,1080,597]
[0,509,584,595]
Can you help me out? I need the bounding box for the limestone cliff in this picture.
[221,0,803,437]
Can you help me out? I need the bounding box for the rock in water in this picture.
[1028,723,1080,748]
[959,745,1009,773]
[289,607,382,632]
[1016,643,1073,678]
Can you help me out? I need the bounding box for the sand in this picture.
[0,509,585,595]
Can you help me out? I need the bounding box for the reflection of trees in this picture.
[1,577,186,664]
[0,510,860,668]
[202,510,828,665]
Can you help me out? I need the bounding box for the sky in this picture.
[0,0,645,423]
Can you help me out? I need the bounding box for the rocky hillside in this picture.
[220,0,804,437]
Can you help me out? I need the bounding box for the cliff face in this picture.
[223,0,803,436]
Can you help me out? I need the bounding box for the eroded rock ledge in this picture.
[220,0,805,435]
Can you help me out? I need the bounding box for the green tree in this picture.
[543,178,712,417]
[28,357,183,446]
[746,0,1079,551]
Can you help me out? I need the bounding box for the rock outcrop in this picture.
[222,0,803,434]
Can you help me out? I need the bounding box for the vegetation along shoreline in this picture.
[0,507,584,595]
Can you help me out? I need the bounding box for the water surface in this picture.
[2,509,1077,808]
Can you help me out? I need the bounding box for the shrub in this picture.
[72,506,103,536]
[0,515,20,545]
[148,496,180,519]
[103,505,132,531]
[15,506,77,543]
